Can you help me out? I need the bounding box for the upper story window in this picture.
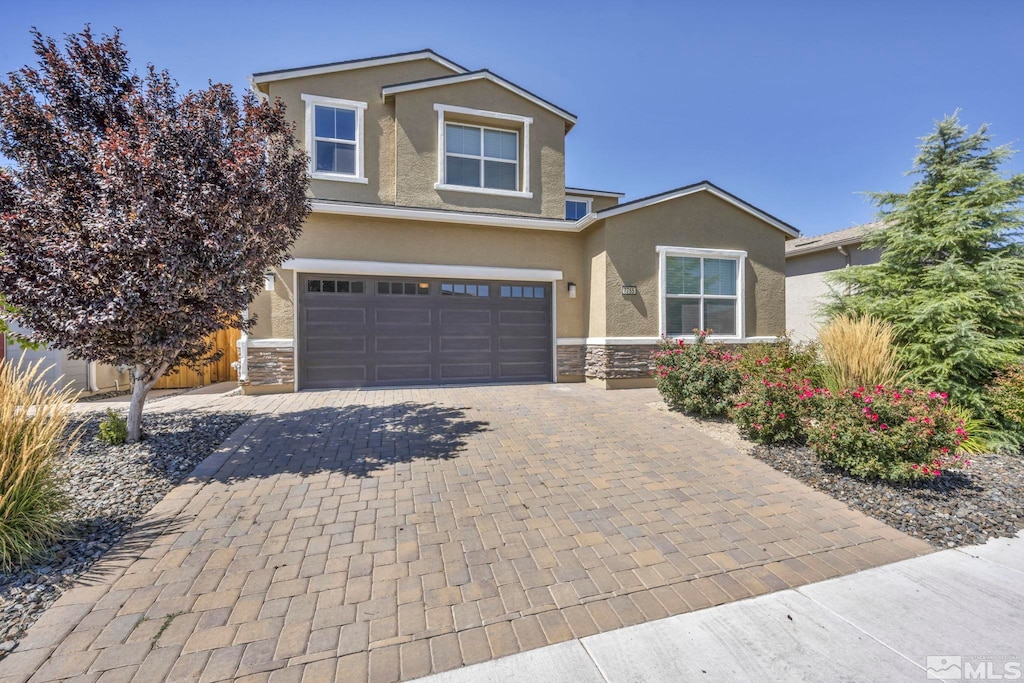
[565,196,592,220]
[301,94,368,184]
[658,246,746,338]
[445,123,518,192]
[434,104,533,199]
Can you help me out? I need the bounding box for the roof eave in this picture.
[250,50,467,85]
[381,70,577,126]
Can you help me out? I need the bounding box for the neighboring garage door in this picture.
[298,274,552,389]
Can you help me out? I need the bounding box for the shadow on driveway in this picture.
[217,402,490,481]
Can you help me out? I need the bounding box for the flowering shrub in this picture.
[805,386,970,482]
[653,331,743,417]
[735,337,823,386]
[733,371,824,444]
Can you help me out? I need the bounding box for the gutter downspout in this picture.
[233,308,249,383]
[87,361,98,393]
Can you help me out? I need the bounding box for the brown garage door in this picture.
[298,274,552,389]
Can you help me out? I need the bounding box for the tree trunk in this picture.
[126,362,171,443]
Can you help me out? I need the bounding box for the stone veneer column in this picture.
[556,345,586,380]
[243,344,295,393]
[584,344,658,381]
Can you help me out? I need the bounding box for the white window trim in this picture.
[656,246,746,340]
[565,195,592,220]
[301,93,368,184]
[434,103,532,198]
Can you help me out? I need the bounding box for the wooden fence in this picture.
[153,328,241,390]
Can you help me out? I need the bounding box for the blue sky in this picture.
[1,0,1021,236]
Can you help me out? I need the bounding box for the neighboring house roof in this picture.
[591,181,801,239]
[565,187,625,198]
[381,70,577,127]
[250,49,467,84]
[785,222,883,257]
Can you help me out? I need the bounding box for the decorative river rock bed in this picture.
[749,443,1024,548]
[0,410,251,653]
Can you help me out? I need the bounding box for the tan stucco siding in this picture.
[392,80,566,218]
[597,192,788,338]
[583,225,607,337]
[251,213,585,339]
[264,60,458,206]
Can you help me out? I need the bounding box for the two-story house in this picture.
[241,49,800,393]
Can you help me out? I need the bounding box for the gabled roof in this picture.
[381,70,577,127]
[593,181,800,238]
[251,49,467,84]
[785,222,882,257]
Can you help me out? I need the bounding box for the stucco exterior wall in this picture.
[264,60,458,205]
[250,213,585,340]
[583,224,607,337]
[392,80,567,218]
[785,244,880,341]
[597,192,788,339]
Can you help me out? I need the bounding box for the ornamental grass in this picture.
[0,359,77,571]
[818,314,904,392]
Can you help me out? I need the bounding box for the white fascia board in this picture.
[251,52,466,84]
[310,200,582,232]
[599,184,801,238]
[383,72,576,125]
[565,187,625,198]
[282,258,563,283]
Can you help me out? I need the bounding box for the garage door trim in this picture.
[286,259,562,391]
[283,257,562,283]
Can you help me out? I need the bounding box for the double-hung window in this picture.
[444,123,519,192]
[659,247,745,338]
[301,94,367,183]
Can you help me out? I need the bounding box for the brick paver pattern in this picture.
[3,384,932,683]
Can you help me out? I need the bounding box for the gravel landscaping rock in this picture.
[652,402,1024,549]
[0,410,251,649]
[750,443,1024,549]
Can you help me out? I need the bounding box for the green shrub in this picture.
[733,371,821,444]
[98,409,128,446]
[0,360,76,570]
[653,331,743,417]
[735,337,823,386]
[804,386,969,482]
[987,365,1024,436]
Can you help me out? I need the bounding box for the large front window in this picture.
[445,123,518,191]
[660,248,744,337]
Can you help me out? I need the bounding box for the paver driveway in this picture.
[3,384,931,683]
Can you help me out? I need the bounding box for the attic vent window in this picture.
[565,196,591,220]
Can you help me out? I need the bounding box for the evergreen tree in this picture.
[824,113,1024,412]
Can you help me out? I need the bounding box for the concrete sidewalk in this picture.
[413,531,1024,682]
